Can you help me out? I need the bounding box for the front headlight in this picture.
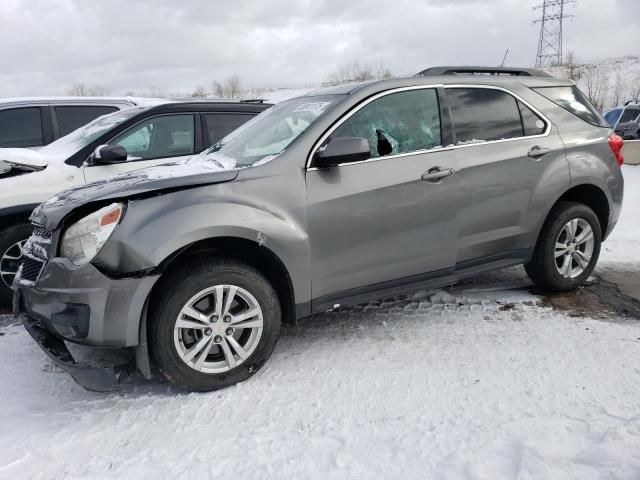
[61,203,123,265]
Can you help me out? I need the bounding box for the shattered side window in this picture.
[331,89,442,159]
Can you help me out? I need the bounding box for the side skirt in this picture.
[305,249,532,316]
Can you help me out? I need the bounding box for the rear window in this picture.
[204,113,253,146]
[534,86,608,128]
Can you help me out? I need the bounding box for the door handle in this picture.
[421,167,455,183]
[527,146,551,158]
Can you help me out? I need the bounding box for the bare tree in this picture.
[325,59,393,86]
[191,86,208,98]
[610,70,626,108]
[212,75,243,99]
[146,86,164,98]
[563,51,583,82]
[629,71,640,104]
[581,66,609,112]
[65,83,111,96]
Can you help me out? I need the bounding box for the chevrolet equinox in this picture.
[14,67,625,392]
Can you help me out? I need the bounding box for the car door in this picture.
[306,87,459,302]
[82,113,196,182]
[445,86,568,265]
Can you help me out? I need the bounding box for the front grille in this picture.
[19,257,45,284]
[16,225,52,286]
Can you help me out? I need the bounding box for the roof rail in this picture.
[417,66,551,77]
[240,99,266,103]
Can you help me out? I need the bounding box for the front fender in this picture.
[94,185,310,304]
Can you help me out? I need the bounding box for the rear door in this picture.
[83,113,197,182]
[306,87,459,302]
[445,86,567,265]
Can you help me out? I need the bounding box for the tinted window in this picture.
[619,107,640,124]
[518,100,547,136]
[534,86,608,128]
[55,105,119,136]
[0,107,43,148]
[331,89,442,159]
[447,88,523,144]
[204,113,253,146]
[110,114,195,160]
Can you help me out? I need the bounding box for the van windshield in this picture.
[199,95,341,168]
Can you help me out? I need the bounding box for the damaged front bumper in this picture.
[14,256,160,391]
[20,312,132,392]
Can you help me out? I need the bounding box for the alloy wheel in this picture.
[554,218,595,279]
[0,240,26,289]
[173,284,264,373]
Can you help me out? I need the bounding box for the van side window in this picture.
[447,88,524,144]
[0,107,43,148]
[55,106,119,136]
[331,89,442,159]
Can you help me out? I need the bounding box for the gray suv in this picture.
[14,67,625,392]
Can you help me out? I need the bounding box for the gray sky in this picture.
[1,0,638,97]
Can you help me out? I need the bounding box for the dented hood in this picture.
[30,159,239,229]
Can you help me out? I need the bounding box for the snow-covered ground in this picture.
[1,167,639,479]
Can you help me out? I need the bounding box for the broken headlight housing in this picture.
[60,203,123,265]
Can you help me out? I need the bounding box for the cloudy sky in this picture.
[0,0,638,97]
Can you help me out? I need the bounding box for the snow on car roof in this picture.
[0,96,168,108]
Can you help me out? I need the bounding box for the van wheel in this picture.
[0,224,33,307]
[149,258,281,392]
[525,201,602,292]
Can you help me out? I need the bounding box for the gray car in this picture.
[14,67,625,392]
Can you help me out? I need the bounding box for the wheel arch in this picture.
[554,183,610,238]
[149,236,296,325]
[0,204,39,233]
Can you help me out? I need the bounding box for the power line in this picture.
[533,0,576,67]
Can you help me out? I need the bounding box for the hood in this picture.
[30,157,239,229]
[0,147,48,172]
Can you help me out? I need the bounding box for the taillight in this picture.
[608,133,624,166]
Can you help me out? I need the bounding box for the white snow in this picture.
[1,166,639,479]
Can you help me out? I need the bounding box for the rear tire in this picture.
[149,257,281,392]
[525,201,602,292]
[0,224,33,307]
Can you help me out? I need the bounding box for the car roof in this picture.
[143,100,273,114]
[0,96,143,108]
[305,74,574,98]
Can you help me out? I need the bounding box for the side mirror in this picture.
[313,137,370,168]
[90,144,128,165]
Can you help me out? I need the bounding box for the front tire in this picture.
[149,258,281,392]
[525,201,602,291]
[0,224,33,307]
